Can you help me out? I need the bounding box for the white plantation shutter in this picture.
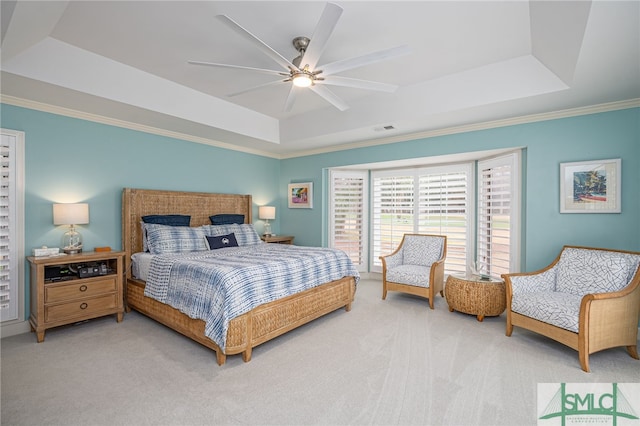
[330,151,519,276]
[418,166,472,274]
[329,170,368,272]
[0,129,24,323]
[477,153,520,276]
[372,172,414,270]
[372,164,472,274]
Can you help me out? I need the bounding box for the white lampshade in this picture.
[53,203,89,225]
[53,203,89,254]
[259,206,275,237]
[258,206,276,220]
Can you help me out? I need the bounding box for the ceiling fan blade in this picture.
[284,86,298,112]
[319,44,411,77]
[216,14,297,71]
[227,79,286,97]
[299,3,343,70]
[309,84,349,111]
[320,76,398,93]
[188,61,286,76]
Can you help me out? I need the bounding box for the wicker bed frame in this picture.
[122,188,356,365]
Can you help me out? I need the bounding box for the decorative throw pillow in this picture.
[141,215,191,252]
[142,215,191,226]
[145,223,207,254]
[209,214,245,225]
[206,223,262,246]
[205,233,239,250]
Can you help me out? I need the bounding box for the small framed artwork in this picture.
[288,182,313,209]
[560,158,621,213]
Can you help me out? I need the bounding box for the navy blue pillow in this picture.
[206,233,239,250]
[142,215,191,226]
[210,214,245,225]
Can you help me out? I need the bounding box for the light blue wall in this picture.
[279,108,640,271]
[1,103,280,319]
[2,103,639,321]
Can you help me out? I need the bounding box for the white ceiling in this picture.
[1,1,639,158]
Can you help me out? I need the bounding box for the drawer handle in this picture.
[79,285,88,292]
[80,302,88,310]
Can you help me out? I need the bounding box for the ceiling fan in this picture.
[188,2,410,112]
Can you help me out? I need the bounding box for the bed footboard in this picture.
[126,275,356,365]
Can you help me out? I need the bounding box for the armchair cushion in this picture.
[402,235,444,267]
[556,248,640,296]
[386,264,431,288]
[511,291,582,332]
[510,267,557,294]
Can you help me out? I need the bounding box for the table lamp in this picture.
[258,206,275,237]
[53,203,89,254]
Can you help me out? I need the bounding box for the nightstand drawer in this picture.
[45,277,117,303]
[45,294,117,322]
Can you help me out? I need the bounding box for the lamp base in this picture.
[63,246,83,255]
[61,227,83,255]
[263,221,272,237]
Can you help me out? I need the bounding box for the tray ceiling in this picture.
[1,1,639,157]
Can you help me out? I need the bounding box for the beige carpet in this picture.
[2,278,639,425]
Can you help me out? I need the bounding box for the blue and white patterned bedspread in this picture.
[144,244,360,351]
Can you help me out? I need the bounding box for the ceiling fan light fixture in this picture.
[292,73,313,87]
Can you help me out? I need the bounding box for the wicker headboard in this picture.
[122,188,252,279]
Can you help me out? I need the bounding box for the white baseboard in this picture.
[1,320,31,338]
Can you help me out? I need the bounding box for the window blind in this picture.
[477,153,520,277]
[418,169,470,274]
[0,131,21,322]
[329,170,368,272]
[372,173,414,269]
[372,164,471,274]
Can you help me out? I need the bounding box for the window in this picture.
[418,165,472,274]
[0,129,25,323]
[476,153,520,276]
[372,164,473,274]
[328,170,368,272]
[371,171,414,268]
[327,150,521,277]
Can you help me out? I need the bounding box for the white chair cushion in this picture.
[510,267,557,294]
[386,264,431,287]
[556,248,639,296]
[402,236,443,267]
[511,291,582,333]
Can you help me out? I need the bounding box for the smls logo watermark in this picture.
[538,383,640,426]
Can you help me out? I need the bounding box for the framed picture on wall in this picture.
[288,182,313,209]
[560,158,621,213]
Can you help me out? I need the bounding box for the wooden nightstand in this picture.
[27,251,125,342]
[261,235,295,244]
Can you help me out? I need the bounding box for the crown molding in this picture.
[279,98,640,159]
[2,95,638,161]
[0,95,281,159]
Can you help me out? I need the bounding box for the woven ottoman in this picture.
[445,274,506,321]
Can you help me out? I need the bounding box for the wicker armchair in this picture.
[502,246,640,372]
[380,234,447,309]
